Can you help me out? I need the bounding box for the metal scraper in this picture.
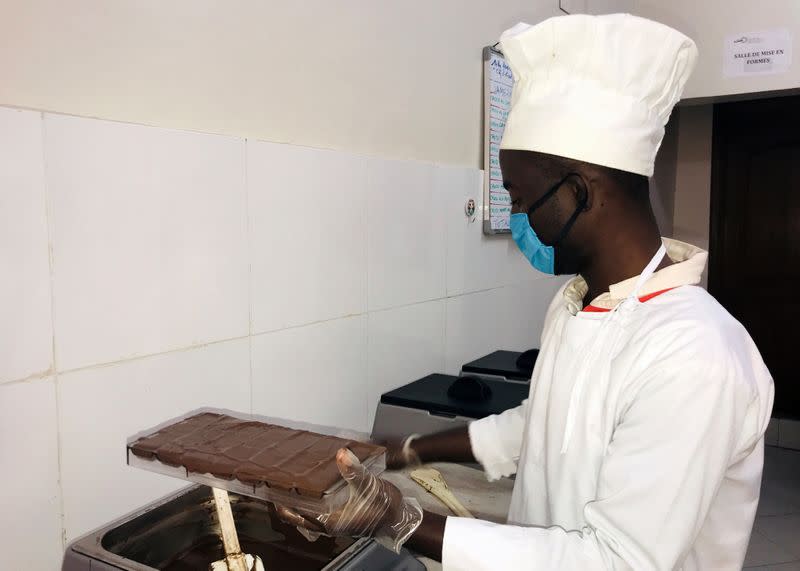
[410,468,474,518]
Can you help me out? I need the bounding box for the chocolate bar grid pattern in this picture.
[129,412,383,498]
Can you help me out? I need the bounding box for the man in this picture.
[277,14,774,570]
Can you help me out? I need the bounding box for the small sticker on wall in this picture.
[724,29,792,77]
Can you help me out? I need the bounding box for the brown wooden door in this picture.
[710,95,800,417]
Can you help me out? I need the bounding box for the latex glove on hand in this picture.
[276,448,423,553]
[382,434,422,470]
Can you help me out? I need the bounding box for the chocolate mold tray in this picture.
[127,408,386,513]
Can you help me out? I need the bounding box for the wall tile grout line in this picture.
[0,103,451,171]
[50,333,253,377]
[53,375,67,549]
[0,368,55,386]
[363,315,370,433]
[40,111,58,375]
[244,138,254,415]
[441,165,452,375]
[443,293,451,374]
[39,110,68,550]
[2,279,554,387]
[363,279,549,317]
[363,158,372,432]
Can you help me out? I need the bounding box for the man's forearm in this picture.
[412,426,476,464]
[405,509,447,561]
[400,427,475,561]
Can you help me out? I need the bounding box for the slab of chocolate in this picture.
[129,412,384,498]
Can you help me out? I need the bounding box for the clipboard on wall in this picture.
[482,46,513,235]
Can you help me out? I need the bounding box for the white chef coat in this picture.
[442,239,774,571]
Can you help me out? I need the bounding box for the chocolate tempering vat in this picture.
[62,485,424,570]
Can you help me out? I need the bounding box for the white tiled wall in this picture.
[441,165,539,296]
[367,300,447,428]
[251,316,368,431]
[0,108,53,383]
[444,279,567,374]
[367,157,447,310]
[1,105,560,566]
[0,378,62,570]
[58,338,250,541]
[248,141,368,333]
[45,115,250,371]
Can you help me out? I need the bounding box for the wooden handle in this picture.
[211,487,249,571]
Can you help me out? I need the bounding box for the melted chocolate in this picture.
[162,528,350,571]
[158,501,355,570]
[130,413,384,497]
[162,536,326,571]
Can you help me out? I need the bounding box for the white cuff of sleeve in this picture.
[442,516,519,571]
[468,418,518,481]
[442,517,474,571]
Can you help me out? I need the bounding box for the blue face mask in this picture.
[509,174,587,275]
[510,212,555,274]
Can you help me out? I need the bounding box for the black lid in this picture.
[461,349,538,381]
[380,374,528,419]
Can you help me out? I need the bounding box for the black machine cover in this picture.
[380,374,528,419]
[460,349,539,382]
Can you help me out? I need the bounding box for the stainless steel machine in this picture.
[371,349,536,441]
[371,372,529,442]
[62,485,424,570]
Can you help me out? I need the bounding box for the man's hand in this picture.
[276,448,423,553]
[381,426,477,470]
[382,435,422,470]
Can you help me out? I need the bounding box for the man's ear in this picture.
[568,173,593,212]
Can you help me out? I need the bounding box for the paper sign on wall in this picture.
[724,29,792,77]
[482,47,513,234]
